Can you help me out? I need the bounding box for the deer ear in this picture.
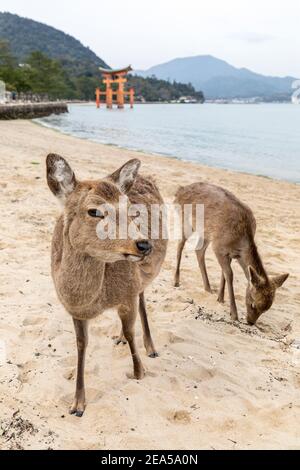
[272,273,289,289]
[46,154,77,204]
[110,159,141,193]
[248,266,264,288]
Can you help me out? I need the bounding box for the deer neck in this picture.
[242,239,268,282]
[60,235,106,309]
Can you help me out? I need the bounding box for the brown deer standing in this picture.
[174,182,289,324]
[46,154,167,417]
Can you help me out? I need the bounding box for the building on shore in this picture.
[177,96,198,104]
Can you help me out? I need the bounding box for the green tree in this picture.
[0,40,18,90]
[0,37,205,102]
[23,51,71,98]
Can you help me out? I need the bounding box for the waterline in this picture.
[35,103,300,184]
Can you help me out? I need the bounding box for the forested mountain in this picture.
[0,12,203,102]
[136,55,297,100]
[127,75,204,102]
[0,12,108,76]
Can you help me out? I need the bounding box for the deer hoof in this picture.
[127,369,145,380]
[148,351,159,359]
[114,336,127,346]
[69,408,85,418]
[69,399,85,418]
[136,369,145,380]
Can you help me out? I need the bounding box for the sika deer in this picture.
[46,154,167,417]
[174,182,288,324]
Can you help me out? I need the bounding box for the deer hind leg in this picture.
[70,318,88,418]
[217,272,226,303]
[196,238,212,293]
[139,292,158,358]
[174,238,187,287]
[215,252,238,321]
[118,302,145,380]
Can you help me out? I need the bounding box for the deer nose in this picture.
[136,240,152,255]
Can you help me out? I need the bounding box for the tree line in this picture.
[0,40,204,102]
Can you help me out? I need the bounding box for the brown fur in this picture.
[174,182,289,324]
[47,154,167,417]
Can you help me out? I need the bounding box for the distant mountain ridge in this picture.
[0,11,109,76]
[0,12,202,102]
[135,55,297,99]
[1,13,295,101]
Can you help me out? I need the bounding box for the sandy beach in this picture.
[0,119,299,450]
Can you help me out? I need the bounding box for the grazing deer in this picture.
[46,154,167,417]
[174,182,289,324]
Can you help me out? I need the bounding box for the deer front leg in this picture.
[118,302,145,380]
[174,238,186,287]
[115,293,158,357]
[195,239,212,293]
[70,318,88,417]
[139,292,158,358]
[215,253,238,321]
[217,272,226,303]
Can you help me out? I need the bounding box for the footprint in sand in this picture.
[17,360,37,384]
[167,409,191,424]
[166,331,185,344]
[60,355,76,368]
[162,303,179,313]
[63,369,75,381]
[61,388,103,407]
[126,369,157,380]
[22,316,46,327]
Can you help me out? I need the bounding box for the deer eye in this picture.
[88,209,104,218]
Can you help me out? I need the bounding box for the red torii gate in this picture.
[95,66,134,109]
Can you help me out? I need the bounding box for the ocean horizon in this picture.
[36,102,300,184]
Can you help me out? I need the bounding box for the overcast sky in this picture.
[1,0,299,77]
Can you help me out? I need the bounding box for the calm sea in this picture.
[36,103,300,183]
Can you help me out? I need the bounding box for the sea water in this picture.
[37,103,300,183]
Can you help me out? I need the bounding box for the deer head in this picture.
[246,266,289,325]
[46,154,152,263]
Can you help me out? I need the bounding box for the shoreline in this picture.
[0,102,68,120]
[0,119,299,450]
[66,100,295,105]
[33,118,300,187]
